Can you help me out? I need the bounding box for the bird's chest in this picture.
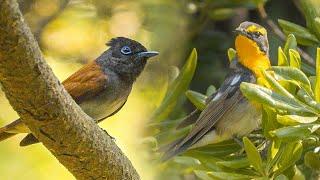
[79,76,132,121]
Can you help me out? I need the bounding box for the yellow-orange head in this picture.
[234,21,271,78]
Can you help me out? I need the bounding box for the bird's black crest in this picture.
[106,37,121,47]
[106,37,142,47]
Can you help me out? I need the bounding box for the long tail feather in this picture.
[0,131,16,141]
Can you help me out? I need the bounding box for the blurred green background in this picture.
[0,0,312,179]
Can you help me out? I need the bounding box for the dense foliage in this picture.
[146,0,320,179]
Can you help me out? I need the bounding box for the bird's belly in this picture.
[191,100,261,149]
[215,100,261,138]
[79,89,129,121]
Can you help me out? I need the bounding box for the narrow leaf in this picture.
[243,137,265,175]
[275,174,289,180]
[194,170,213,180]
[185,90,207,110]
[228,48,237,62]
[173,156,201,166]
[269,124,320,141]
[240,82,308,113]
[278,47,288,66]
[274,141,303,175]
[277,115,318,126]
[279,20,320,46]
[271,66,313,96]
[206,85,216,96]
[152,49,197,122]
[216,158,250,169]
[208,171,255,180]
[283,34,297,57]
[289,49,301,69]
[315,48,320,103]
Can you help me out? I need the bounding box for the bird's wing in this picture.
[163,69,254,159]
[63,61,108,104]
[176,109,201,129]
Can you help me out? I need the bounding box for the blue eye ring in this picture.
[120,46,132,55]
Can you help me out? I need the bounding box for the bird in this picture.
[0,37,159,146]
[162,21,271,160]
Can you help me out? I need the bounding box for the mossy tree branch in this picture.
[0,0,139,179]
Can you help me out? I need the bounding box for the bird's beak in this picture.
[234,27,244,34]
[138,51,159,58]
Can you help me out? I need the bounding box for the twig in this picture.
[257,5,315,67]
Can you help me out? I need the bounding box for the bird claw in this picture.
[101,128,116,141]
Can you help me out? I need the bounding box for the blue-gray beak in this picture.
[138,51,159,58]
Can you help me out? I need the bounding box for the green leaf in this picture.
[275,174,289,180]
[185,140,241,158]
[304,151,320,171]
[185,90,207,110]
[299,0,320,39]
[173,156,201,166]
[194,170,212,180]
[240,82,309,113]
[283,34,297,57]
[315,17,320,36]
[262,70,294,98]
[271,66,313,97]
[151,49,197,122]
[277,115,319,126]
[168,66,180,85]
[274,141,303,175]
[208,171,255,180]
[278,47,289,66]
[262,107,280,138]
[289,49,301,69]
[243,137,265,175]
[278,20,320,46]
[216,158,250,169]
[139,136,158,151]
[206,85,216,96]
[266,141,282,174]
[315,48,320,103]
[269,124,320,141]
[228,48,237,62]
[297,89,320,111]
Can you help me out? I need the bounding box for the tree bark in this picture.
[0,1,140,179]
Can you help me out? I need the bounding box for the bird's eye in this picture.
[120,46,132,55]
[254,31,263,37]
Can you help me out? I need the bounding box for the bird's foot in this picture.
[101,128,116,141]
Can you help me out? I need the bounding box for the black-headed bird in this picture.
[162,22,271,160]
[0,37,158,146]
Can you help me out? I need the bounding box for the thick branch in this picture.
[0,1,139,179]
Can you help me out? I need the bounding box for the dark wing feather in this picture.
[62,61,108,104]
[163,68,254,159]
[176,109,201,129]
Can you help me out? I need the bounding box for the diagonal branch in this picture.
[0,0,139,179]
[257,5,315,67]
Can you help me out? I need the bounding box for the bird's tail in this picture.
[0,119,29,142]
[0,131,17,142]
